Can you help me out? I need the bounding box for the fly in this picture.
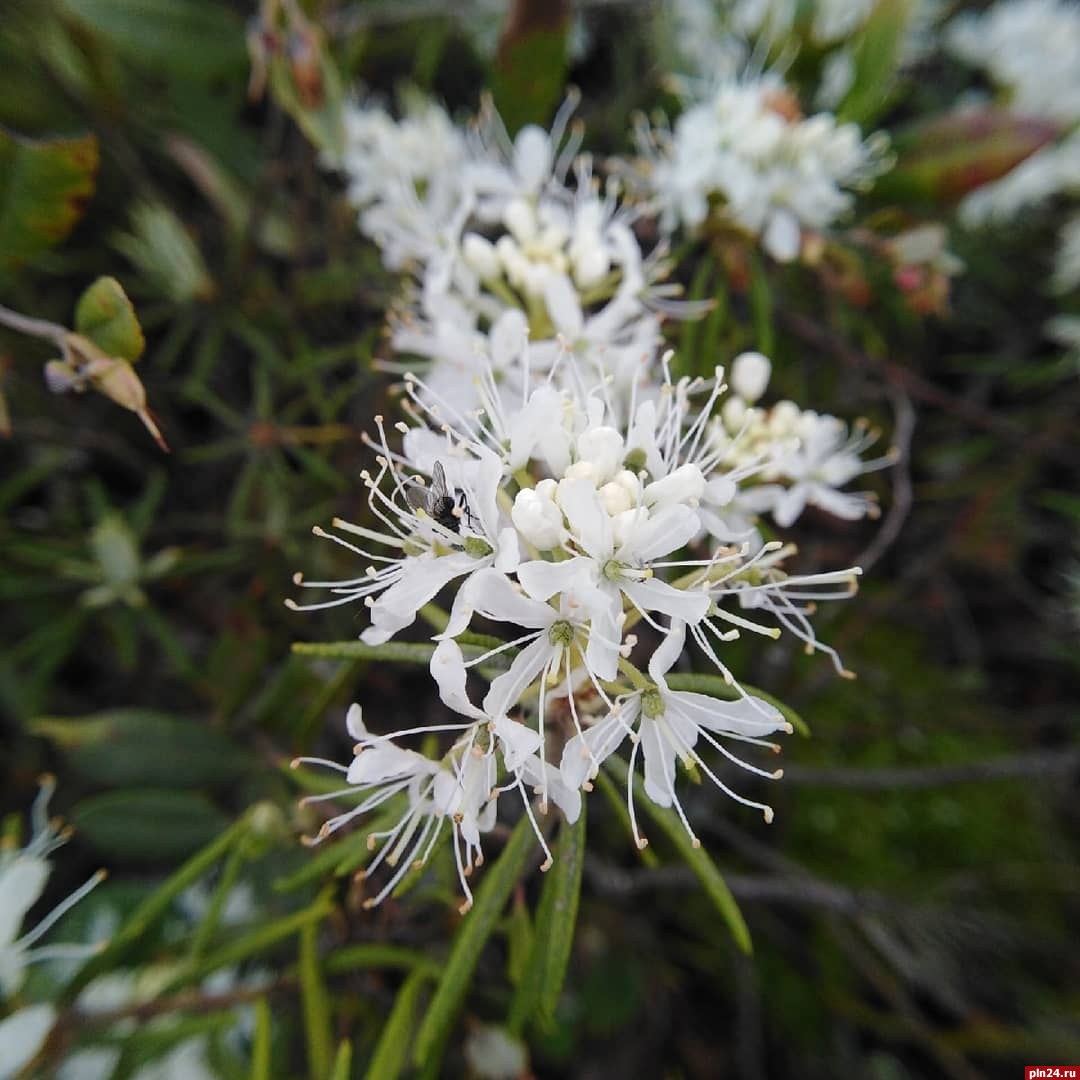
[406,460,474,534]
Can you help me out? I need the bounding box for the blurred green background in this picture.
[1,1,1078,1077]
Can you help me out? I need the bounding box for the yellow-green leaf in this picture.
[0,128,98,270]
[74,276,145,362]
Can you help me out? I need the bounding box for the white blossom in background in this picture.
[633,75,891,260]
[337,95,471,271]
[0,779,106,1080]
[946,0,1080,125]
[1053,213,1080,295]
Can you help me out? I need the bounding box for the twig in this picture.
[782,748,1080,789]
[856,384,915,572]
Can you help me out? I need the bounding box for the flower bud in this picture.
[598,481,633,515]
[731,351,772,403]
[462,233,500,280]
[503,198,537,244]
[575,426,624,481]
[512,488,564,550]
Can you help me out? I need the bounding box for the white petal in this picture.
[558,478,613,561]
[460,568,553,629]
[559,706,632,789]
[772,484,809,528]
[0,857,49,950]
[517,557,594,602]
[0,1004,55,1080]
[621,576,710,625]
[763,208,801,262]
[544,273,585,338]
[347,745,431,785]
[648,620,687,685]
[362,552,477,644]
[493,717,542,773]
[640,720,677,808]
[619,503,700,562]
[483,636,554,719]
[494,527,521,573]
[522,756,582,823]
[666,691,786,736]
[430,639,486,720]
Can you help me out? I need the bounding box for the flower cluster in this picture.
[295,95,890,911]
[630,75,891,262]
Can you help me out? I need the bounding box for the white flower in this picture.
[946,0,1080,125]
[1053,213,1080,295]
[757,412,893,526]
[561,620,790,842]
[0,778,105,998]
[288,431,519,646]
[634,74,890,260]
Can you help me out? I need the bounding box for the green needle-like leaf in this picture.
[363,970,431,1080]
[300,917,334,1080]
[412,813,538,1067]
[508,803,586,1032]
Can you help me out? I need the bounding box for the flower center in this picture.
[548,619,575,647]
[642,686,665,719]
[464,537,494,559]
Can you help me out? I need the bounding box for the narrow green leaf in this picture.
[0,128,98,270]
[412,814,538,1067]
[74,276,145,362]
[250,998,272,1080]
[837,0,916,127]
[330,1040,353,1080]
[188,841,246,961]
[364,969,431,1080]
[301,917,334,1080]
[325,944,439,977]
[491,7,569,136]
[748,254,774,355]
[505,891,533,988]
[605,759,752,954]
[508,804,586,1032]
[663,673,810,736]
[292,640,436,664]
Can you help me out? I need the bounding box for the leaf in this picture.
[325,944,439,978]
[73,276,145,362]
[300,918,333,1079]
[31,709,249,787]
[330,1040,353,1080]
[508,803,586,1032]
[875,109,1059,205]
[59,0,247,79]
[0,128,98,270]
[664,673,810,737]
[412,814,538,1067]
[268,36,346,162]
[491,1,570,136]
[605,758,752,954]
[70,788,229,862]
[250,999,272,1080]
[837,0,916,127]
[364,970,431,1080]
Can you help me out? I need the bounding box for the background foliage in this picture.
[1,1,1078,1077]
